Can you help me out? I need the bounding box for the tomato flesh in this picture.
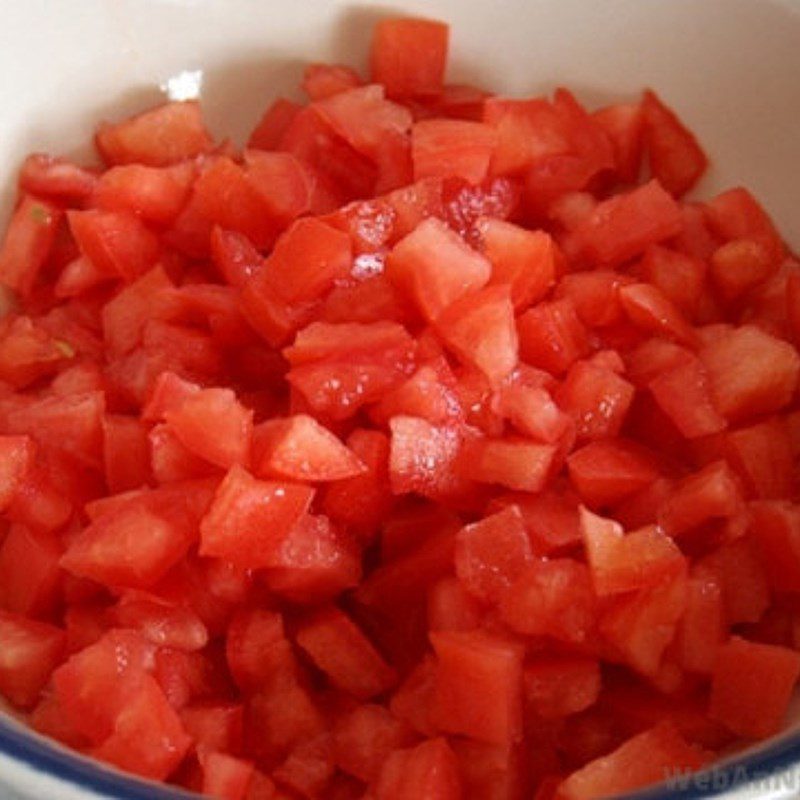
[0,15,798,799]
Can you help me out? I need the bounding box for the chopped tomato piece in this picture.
[295,606,396,699]
[386,217,491,322]
[412,119,496,183]
[199,465,314,569]
[375,737,461,800]
[0,524,62,617]
[0,610,65,708]
[370,18,449,98]
[642,90,708,197]
[558,723,705,799]
[517,298,590,375]
[96,101,213,166]
[252,414,365,482]
[710,637,800,739]
[524,655,601,720]
[431,630,524,745]
[580,507,685,596]
[454,505,533,604]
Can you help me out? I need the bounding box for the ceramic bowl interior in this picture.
[1,0,800,797]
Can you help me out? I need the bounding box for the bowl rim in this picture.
[2,709,800,799]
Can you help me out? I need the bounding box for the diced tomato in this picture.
[524,656,601,720]
[647,356,727,439]
[704,187,784,264]
[698,324,799,422]
[180,703,244,756]
[375,737,461,800]
[580,507,685,596]
[68,209,160,281]
[62,489,198,589]
[0,316,70,388]
[262,513,362,604]
[165,387,252,470]
[0,435,35,510]
[252,414,365,482]
[431,630,524,745]
[558,723,705,799]
[0,610,65,708]
[435,285,518,386]
[200,752,255,800]
[249,98,302,151]
[599,571,687,676]
[675,565,725,674]
[489,488,582,555]
[568,439,659,507]
[642,90,707,197]
[370,18,449,99]
[556,361,635,442]
[386,217,491,322]
[295,606,396,699]
[199,465,313,568]
[303,63,363,101]
[460,436,556,493]
[710,637,800,739]
[592,102,644,183]
[618,282,697,346]
[725,417,794,499]
[0,524,62,617]
[19,153,98,202]
[0,196,62,296]
[412,119,496,183]
[555,271,631,329]
[573,180,682,266]
[748,501,800,592]
[454,505,532,604]
[517,298,591,375]
[92,672,192,780]
[499,558,596,644]
[332,704,415,784]
[96,101,213,166]
[477,218,559,311]
[428,576,483,633]
[692,541,764,633]
[92,162,194,224]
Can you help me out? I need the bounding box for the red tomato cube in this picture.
[295,606,396,700]
[386,217,491,323]
[370,18,449,99]
[252,414,365,482]
[558,723,705,799]
[430,630,524,745]
[412,119,496,184]
[573,180,682,266]
[517,298,591,375]
[0,524,62,617]
[0,611,65,708]
[524,655,601,720]
[375,737,461,800]
[477,218,559,311]
[710,637,800,739]
[499,558,596,644]
[580,507,686,596]
[699,324,800,423]
[454,505,533,604]
[199,465,314,569]
[642,90,707,197]
[435,285,518,386]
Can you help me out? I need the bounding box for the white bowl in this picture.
[1,1,800,798]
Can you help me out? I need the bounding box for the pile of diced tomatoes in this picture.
[1,15,800,800]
